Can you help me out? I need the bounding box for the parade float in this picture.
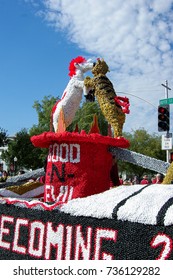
[0,57,173,260]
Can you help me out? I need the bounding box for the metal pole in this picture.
[161,80,171,163]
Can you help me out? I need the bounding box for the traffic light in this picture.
[158,105,170,132]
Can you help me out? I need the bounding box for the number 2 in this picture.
[151,233,172,260]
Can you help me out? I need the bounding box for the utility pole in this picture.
[161,80,171,163]
[161,80,171,100]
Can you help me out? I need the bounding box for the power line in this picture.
[117,91,157,109]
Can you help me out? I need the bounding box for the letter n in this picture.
[75,225,92,260]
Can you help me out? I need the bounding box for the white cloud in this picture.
[36,0,173,133]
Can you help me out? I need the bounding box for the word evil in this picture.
[0,214,117,260]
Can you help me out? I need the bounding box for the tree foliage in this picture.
[2,96,59,171]
[1,129,43,171]
[28,95,59,165]
[118,128,165,178]
[0,127,9,147]
[30,95,58,135]
[68,100,108,135]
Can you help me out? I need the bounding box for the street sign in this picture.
[159,97,173,105]
[161,134,172,150]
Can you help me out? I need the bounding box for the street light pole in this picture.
[14,157,17,175]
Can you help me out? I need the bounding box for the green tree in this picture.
[118,128,165,178]
[1,129,43,172]
[30,96,108,135]
[30,95,58,135]
[29,95,60,164]
[0,127,9,147]
[68,101,108,135]
[2,96,59,172]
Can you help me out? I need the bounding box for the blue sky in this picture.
[1,0,173,136]
[0,0,88,135]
